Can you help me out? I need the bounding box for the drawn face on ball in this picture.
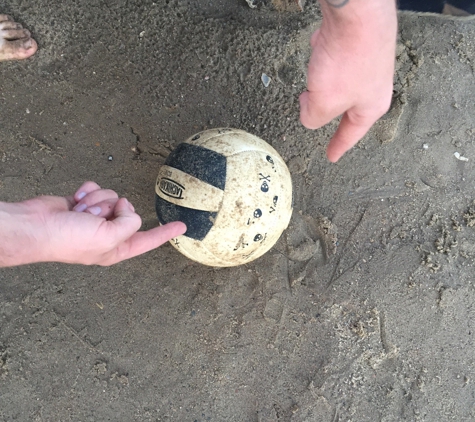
[241,155,288,254]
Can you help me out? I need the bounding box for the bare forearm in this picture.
[1,182,187,268]
[0,201,43,267]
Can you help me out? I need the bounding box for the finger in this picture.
[326,111,375,163]
[106,198,143,243]
[299,91,347,130]
[74,181,102,202]
[64,195,76,210]
[73,189,119,212]
[83,198,120,219]
[100,198,186,264]
[108,221,187,265]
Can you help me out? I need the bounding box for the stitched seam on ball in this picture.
[190,132,259,155]
[226,148,276,158]
[190,129,277,159]
[190,130,235,144]
[198,239,235,267]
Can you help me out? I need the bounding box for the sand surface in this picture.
[1,1,475,420]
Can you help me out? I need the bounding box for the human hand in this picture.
[299,0,398,162]
[1,181,186,267]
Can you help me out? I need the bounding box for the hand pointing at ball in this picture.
[300,0,398,162]
[0,181,186,267]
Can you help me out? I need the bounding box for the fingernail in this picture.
[76,191,86,200]
[86,206,101,216]
[73,203,87,212]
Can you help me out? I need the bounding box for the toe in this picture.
[0,21,23,30]
[0,37,37,61]
[0,14,13,23]
[2,28,30,40]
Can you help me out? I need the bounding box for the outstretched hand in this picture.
[300,0,398,162]
[1,181,186,267]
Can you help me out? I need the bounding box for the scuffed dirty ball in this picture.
[155,128,293,267]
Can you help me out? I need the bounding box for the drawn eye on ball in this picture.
[266,155,277,172]
[254,233,267,243]
[261,181,269,192]
[247,208,262,225]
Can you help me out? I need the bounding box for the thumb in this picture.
[300,90,350,131]
[103,198,187,264]
[108,198,143,242]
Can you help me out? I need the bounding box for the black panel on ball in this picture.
[155,195,217,241]
[165,143,227,190]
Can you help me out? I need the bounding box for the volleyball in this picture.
[155,128,293,267]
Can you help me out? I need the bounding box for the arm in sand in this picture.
[0,182,186,267]
[300,0,398,162]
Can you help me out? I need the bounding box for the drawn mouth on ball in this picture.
[159,178,185,199]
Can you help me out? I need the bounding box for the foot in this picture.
[0,14,37,61]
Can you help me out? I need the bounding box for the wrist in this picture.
[319,0,397,41]
[0,200,48,267]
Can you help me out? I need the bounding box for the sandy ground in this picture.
[1,1,475,420]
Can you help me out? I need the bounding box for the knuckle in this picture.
[132,214,142,230]
[84,180,101,190]
[300,100,332,130]
[300,112,316,129]
[376,102,392,117]
[346,111,373,127]
[105,189,119,199]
